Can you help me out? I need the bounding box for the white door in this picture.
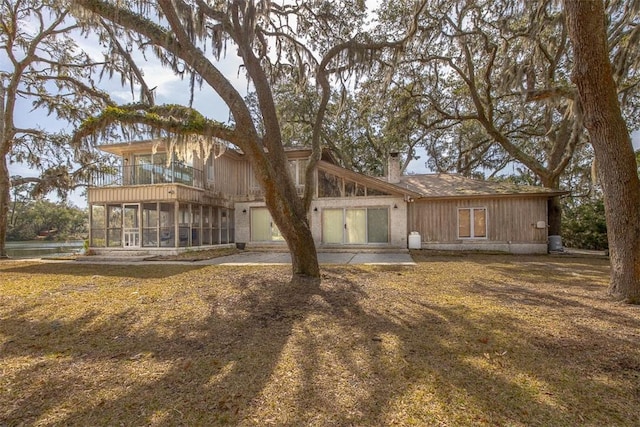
[123,204,140,247]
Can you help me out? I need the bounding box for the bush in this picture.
[562,198,608,250]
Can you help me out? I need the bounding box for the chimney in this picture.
[387,152,401,184]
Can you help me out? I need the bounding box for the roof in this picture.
[398,174,568,199]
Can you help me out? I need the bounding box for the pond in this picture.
[5,241,84,259]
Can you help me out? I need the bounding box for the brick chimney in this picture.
[387,152,401,184]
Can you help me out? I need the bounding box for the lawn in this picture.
[1,253,638,426]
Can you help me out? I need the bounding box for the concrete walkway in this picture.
[73,251,416,266]
[202,251,416,266]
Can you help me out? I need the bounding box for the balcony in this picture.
[90,163,204,189]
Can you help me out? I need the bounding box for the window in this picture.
[318,169,342,197]
[288,159,307,186]
[159,203,175,247]
[107,205,122,247]
[458,208,487,239]
[207,156,215,182]
[142,203,158,247]
[317,169,390,198]
[90,204,106,247]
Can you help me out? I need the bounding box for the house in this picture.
[87,140,565,255]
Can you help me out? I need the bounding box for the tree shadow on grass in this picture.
[0,261,208,278]
[1,264,638,425]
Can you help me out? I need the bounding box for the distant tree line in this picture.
[8,187,87,241]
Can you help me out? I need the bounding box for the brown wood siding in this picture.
[409,197,548,243]
[209,156,251,196]
[89,184,205,204]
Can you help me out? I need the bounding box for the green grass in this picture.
[1,253,638,426]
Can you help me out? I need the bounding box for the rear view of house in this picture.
[87,139,564,255]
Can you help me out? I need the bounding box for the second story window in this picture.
[206,156,215,182]
[288,159,308,188]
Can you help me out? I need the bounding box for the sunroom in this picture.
[86,139,241,253]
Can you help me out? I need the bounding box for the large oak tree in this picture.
[564,0,640,302]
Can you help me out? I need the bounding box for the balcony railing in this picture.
[90,163,204,189]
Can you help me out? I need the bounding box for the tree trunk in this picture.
[261,176,320,280]
[564,0,640,303]
[541,175,562,237]
[241,130,321,279]
[0,80,8,259]
[0,155,10,258]
[547,196,562,237]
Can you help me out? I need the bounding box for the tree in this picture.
[71,0,423,279]
[562,198,608,251]
[259,81,424,176]
[7,196,87,241]
[564,0,640,302]
[0,0,147,258]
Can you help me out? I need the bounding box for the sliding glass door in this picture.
[322,208,389,245]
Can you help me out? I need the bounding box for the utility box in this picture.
[408,232,421,249]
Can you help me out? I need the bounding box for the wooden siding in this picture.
[208,155,251,196]
[89,184,205,204]
[409,196,548,243]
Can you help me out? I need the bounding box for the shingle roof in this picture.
[398,174,568,199]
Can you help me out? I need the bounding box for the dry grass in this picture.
[144,247,241,261]
[1,253,639,426]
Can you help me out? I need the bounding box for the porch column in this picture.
[174,201,179,248]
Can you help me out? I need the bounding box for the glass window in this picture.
[366,187,390,196]
[107,205,122,247]
[207,157,215,182]
[142,203,158,247]
[191,205,201,246]
[345,181,365,197]
[367,208,389,243]
[345,209,366,244]
[473,208,487,238]
[91,204,106,228]
[318,170,342,197]
[90,204,106,247]
[458,208,487,239]
[159,203,175,247]
[322,209,344,244]
[178,204,190,246]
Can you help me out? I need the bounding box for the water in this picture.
[5,241,84,258]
